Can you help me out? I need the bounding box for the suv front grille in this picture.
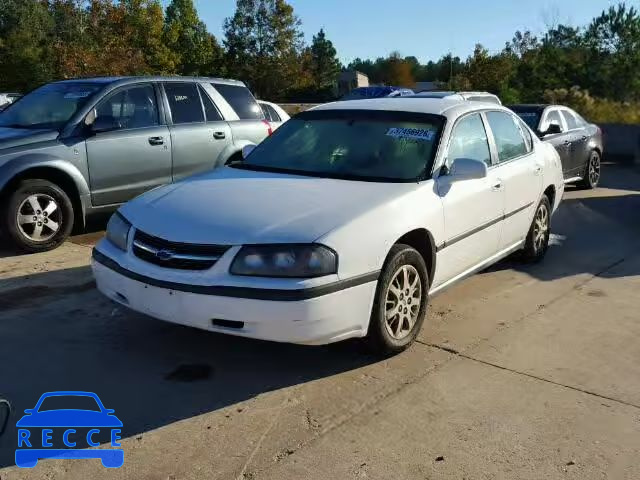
[132,230,230,271]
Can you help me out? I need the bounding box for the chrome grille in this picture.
[132,230,230,271]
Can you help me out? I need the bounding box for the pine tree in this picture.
[309,28,340,91]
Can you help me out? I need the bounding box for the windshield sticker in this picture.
[64,91,93,99]
[386,127,435,142]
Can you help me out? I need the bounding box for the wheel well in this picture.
[395,229,436,285]
[225,151,243,165]
[543,184,556,208]
[1,167,84,228]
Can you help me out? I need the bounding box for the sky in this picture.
[184,0,620,64]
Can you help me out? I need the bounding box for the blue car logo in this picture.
[16,391,123,468]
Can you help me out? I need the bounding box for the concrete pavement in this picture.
[0,164,639,479]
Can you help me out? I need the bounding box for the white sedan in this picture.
[92,98,564,354]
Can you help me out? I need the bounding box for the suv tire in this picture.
[4,179,74,253]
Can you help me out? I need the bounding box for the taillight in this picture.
[262,120,273,136]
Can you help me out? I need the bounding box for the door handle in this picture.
[533,164,543,176]
[491,179,503,191]
[563,140,572,147]
[213,131,226,140]
[148,136,164,146]
[581,135,588,141]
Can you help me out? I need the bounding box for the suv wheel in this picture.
[4,179,74,253]
[365,244,429,355]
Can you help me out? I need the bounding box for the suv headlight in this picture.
[106,212,131,251]
[230,244,337,278]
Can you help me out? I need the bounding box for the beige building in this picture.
[338,70,369,96]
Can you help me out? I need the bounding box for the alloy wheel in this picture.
[384,265,422,340]
[589,152,601,186]
[16,194,61,243]
[533,202,549,252]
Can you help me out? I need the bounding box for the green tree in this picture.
[0,0,54,91]
[309,28,340,91]
[224,0,304,99]
[164,0,224,76]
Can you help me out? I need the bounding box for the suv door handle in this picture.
[148,136,164,146]
[213,131,226,140]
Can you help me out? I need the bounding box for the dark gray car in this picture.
[508,104,603,189]
[0,76,270,252]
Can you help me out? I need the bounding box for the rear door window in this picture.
[561,110,579,130]
[164,83,204,124]
[486,111,529,163]
[213,83,263,120]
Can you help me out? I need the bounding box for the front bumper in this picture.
[92,250,377,345]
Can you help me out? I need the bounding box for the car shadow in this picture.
[0,269,379,467]
[484,166,640,282]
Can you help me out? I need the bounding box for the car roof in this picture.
[53,76,246,87]
[313,97,509,119]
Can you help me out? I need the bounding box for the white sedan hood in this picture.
[120,166,417,245]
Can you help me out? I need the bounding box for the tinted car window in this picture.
[265,104,281,122]
[165,83,204,124]
[561,110,579,130]
[95,84,158,130]
[448,113,492,166]
[198,85,223,122]
[486,111,528,162]
[260,103,272,121]
[213,83,263,120]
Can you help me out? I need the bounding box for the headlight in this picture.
[230,244,337,278]
[106,212,131,251]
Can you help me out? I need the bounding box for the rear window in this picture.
[213,83,263,120]
[264,104,281,122]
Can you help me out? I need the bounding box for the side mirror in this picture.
[448,158,488,181]
[241,144,256,160]
[90,116,121,134]
[541,123,562,136]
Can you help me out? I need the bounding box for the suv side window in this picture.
[198,85,223,122]
[213,83,263,120]
[164,83,205,124]
[448,113,492,167]
[561,110,579,130]
[94,84,158,130]
[486,111,528,163]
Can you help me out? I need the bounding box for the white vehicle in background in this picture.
[92,97,563,355]
[414,91,502,105]
[0,93,21,111]
[258,100,290,130]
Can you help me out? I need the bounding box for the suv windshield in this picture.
[0,82,101,131]
[234,110,444,182]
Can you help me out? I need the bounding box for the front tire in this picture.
[578,150,601,189]
[365,244,429,355]
[522,195,551,263]
[4,179,74,253]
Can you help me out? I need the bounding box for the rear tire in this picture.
[365,244,429,356]
[4,179,74,253]
[578,150,601,189]
[522,195,551,263]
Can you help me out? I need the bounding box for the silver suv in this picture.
[0,76,270,252]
